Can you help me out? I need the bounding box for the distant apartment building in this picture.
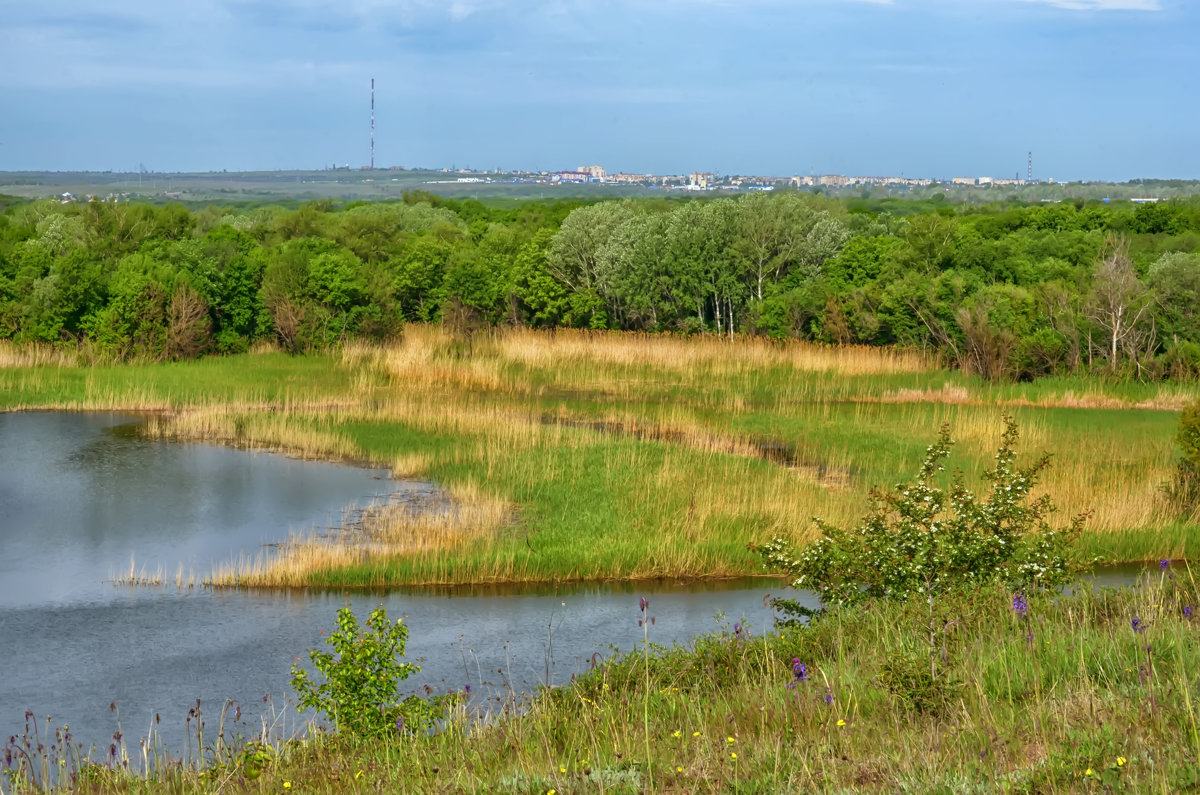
[689,172,715,189]
[952,176,1027,187]
[552,171,594,183]
[817,175,850,187]
[609,172,652,184]
[577,165,607,180]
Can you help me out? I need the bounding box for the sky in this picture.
[1,0,1196,181]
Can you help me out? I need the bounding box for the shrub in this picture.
[1164,399,1200,517]
[290,605,457,739]
[760,416,1088,616]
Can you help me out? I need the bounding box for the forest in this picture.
[2,190,1199,382]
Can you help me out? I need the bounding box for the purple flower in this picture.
[1184,606,1193,618]
[1131,616,1146,634]
[395,716,405,734]
[1160,559,1170,571]
[638,596,649,614]
[464,684,471,694]
[823,688,834,705]
[792,659,809,683]
[1012,594,1028,617]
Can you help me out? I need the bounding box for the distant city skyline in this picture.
[2,1,1196,182]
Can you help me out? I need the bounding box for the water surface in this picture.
[0,413,792,755]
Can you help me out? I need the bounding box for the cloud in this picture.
[1018,0,1160,10]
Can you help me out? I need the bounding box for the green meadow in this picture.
[2,327,1196,588]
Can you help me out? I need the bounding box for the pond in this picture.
[0,413,798,756]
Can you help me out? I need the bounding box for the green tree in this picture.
[291,605,458,739]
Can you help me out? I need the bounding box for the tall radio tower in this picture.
[370,78,375,170]
[1027,151,1032,183]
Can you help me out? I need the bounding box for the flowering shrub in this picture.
[290,605,457,738]
[761,416,1088,616]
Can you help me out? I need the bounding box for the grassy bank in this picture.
[1,327,1197,587]
[10,569,1200,793]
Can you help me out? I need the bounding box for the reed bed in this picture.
[0,340,81,368]
[142,405,364,462]
[490,326,934,377]
[209,481,514,588]
[4,325,1196,588]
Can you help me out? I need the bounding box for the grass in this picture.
[9,568,1200,793]
[1,325,1197,587]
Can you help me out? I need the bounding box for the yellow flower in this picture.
[672,730,682,738]
[283,784,292,790]
[837,719,847,727]
[1085,768,1094,777]
[693,731,701,737]
[548,790,557,795]
[676,766,684,773]
[726,736,736,744]
[730,752,738,760]
[1117,756,1127,766]
[559,766,567,774]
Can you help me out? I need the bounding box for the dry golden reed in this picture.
[0,340,81,368]
[210,480,512,588]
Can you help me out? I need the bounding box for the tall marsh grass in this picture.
[2,325,1196,587]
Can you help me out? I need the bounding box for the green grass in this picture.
[20,570,1200,793]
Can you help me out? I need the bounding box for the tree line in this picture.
[1,190,1199,380]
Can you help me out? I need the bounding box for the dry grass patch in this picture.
[0,340,82,368]
[492,326,932,377]
[210,480,514,588]
[143,406,364,461]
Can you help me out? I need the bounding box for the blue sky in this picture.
[1,0,1194,180]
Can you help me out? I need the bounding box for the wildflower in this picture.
[726,736,735,744]
[823,688,834,705]
[1131,616,1146,634]
[730,752,737,760]
[355,770,364,780]
[283,783,292,789]
[396,716,405,734]
[836,719,846,727]
[1185,606,1193,618]
[560,766,567,774]
[464,684,471,694]
[1012,594,1028,617]
[1117,756,1127,766]
[676,765,684,772]
[672,730,682,738]
[693,731,701,737]
[1085,768,1093,777]
[792,659,809,683]
[639,596,649,613]
[1160,559,1170,570]
[548,790,557,795]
